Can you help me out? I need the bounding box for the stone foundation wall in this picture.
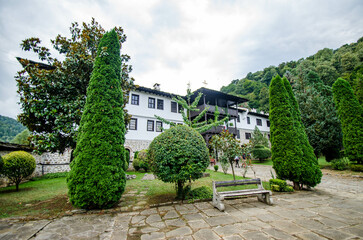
[124,139,152,162]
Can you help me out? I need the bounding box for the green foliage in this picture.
[134,151,139,159]
[294,71,343,161]
[221,37,363,113]
[148,125,209,200]
[10,129,30,145]
[209,130,242,180]
[0,155,3,173]
[31,171,69,181]
[155,88,229,133]
[332,78,363,164]
[251,145,271,162]
[214,165,219,172]
[2,151,36,191]
[16,18,134,154]
[67,30,127,209]
[133,149,149,172]
[0,115,26,143]
[250,126,269,148]
[331,158,350,171]
[269,179,293,192]
[350,164,363,172]
[269,75,322,189]
[185,186,213,201]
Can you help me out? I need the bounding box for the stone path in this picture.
[1,166,363,240]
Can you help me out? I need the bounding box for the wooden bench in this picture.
[212,178,273,211]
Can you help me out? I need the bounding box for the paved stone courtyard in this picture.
[1,166,362,240]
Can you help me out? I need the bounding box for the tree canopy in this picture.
[16,18,134,154]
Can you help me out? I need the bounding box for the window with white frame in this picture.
[129,118,137,130]
[156,121,163,132]
[171,101,177,113]
[157,99,164,110]
[256,118,262,126]
[131,94,139,105]
[148,97,155,108]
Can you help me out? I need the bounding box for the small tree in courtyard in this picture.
[148,125,209,200]
[2,151,36,191]
[250,126,269,148]
[209,130,242,180]
[332,78,363,164]
[67,30,127,209]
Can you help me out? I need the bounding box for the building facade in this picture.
[124,85,270,161]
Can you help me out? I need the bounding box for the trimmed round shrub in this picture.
[251,145,271,162]
[148,125,209,199]
[2,151,36,191]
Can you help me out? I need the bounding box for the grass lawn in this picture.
[0,169,270,219]
[318,156,331,168]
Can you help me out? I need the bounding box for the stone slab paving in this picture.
[1,167,363,239]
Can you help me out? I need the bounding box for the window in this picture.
[147,120,154,131]
[129,118,137,130]
[267,120,270,127]
[237,115,240,123]
[237,130,240,139]
[256,118,262,126]
[171,101,177,113]
[131,94,139,105]
[156,121,163,132]
[148,97,155,108]
[247,116,250,124]
[245,132,251,139]
[157,99,164,110]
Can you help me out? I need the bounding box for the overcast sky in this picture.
[0,0,362,119]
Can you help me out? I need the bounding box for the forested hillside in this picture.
[221,37,363,113]
[0,115,26,142]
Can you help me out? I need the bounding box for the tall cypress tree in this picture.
[67,30,126,209]
[270,75,321,189]
[269,75,302,187]
[283,77,322,189]
[332,78,363,164]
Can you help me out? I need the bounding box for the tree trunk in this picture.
[176,180,184,200]
[230,160,236,181]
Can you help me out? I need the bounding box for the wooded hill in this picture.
[0,115,26,142]
[221,37,363,113]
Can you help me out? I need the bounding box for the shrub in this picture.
[251,145,271,162]
[331,158,350,170]
[132,158,140,171]
[214,165,219,172]
[148,125,209,200]
[185,186,213,201]
[0,155,3,174]
[332,78,363,164]
[134,151,139,159]
[269,179,293,192]
[2,151,36,191]
[31,172,68,181]
[67,30,127,209]
[137,149,150,172]
[350,164,363,172]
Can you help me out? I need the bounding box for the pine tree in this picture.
[67,30,126,209]
[332,78,363,164]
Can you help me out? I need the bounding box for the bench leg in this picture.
[213,194,225,211]
[257,193,273,205]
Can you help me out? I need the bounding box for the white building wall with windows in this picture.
[124,89,183,160]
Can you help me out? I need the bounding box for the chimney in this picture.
[153,83,160,91]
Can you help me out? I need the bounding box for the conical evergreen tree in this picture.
[282,77,322,189]
[67,30,126,209]
[332,78,363,164]
[270,75,321,189]
[269,75,302,186]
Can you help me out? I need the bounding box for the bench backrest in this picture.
[214,178,262,188]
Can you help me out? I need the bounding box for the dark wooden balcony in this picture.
[202,126,237,135]
[190,104,238,119]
